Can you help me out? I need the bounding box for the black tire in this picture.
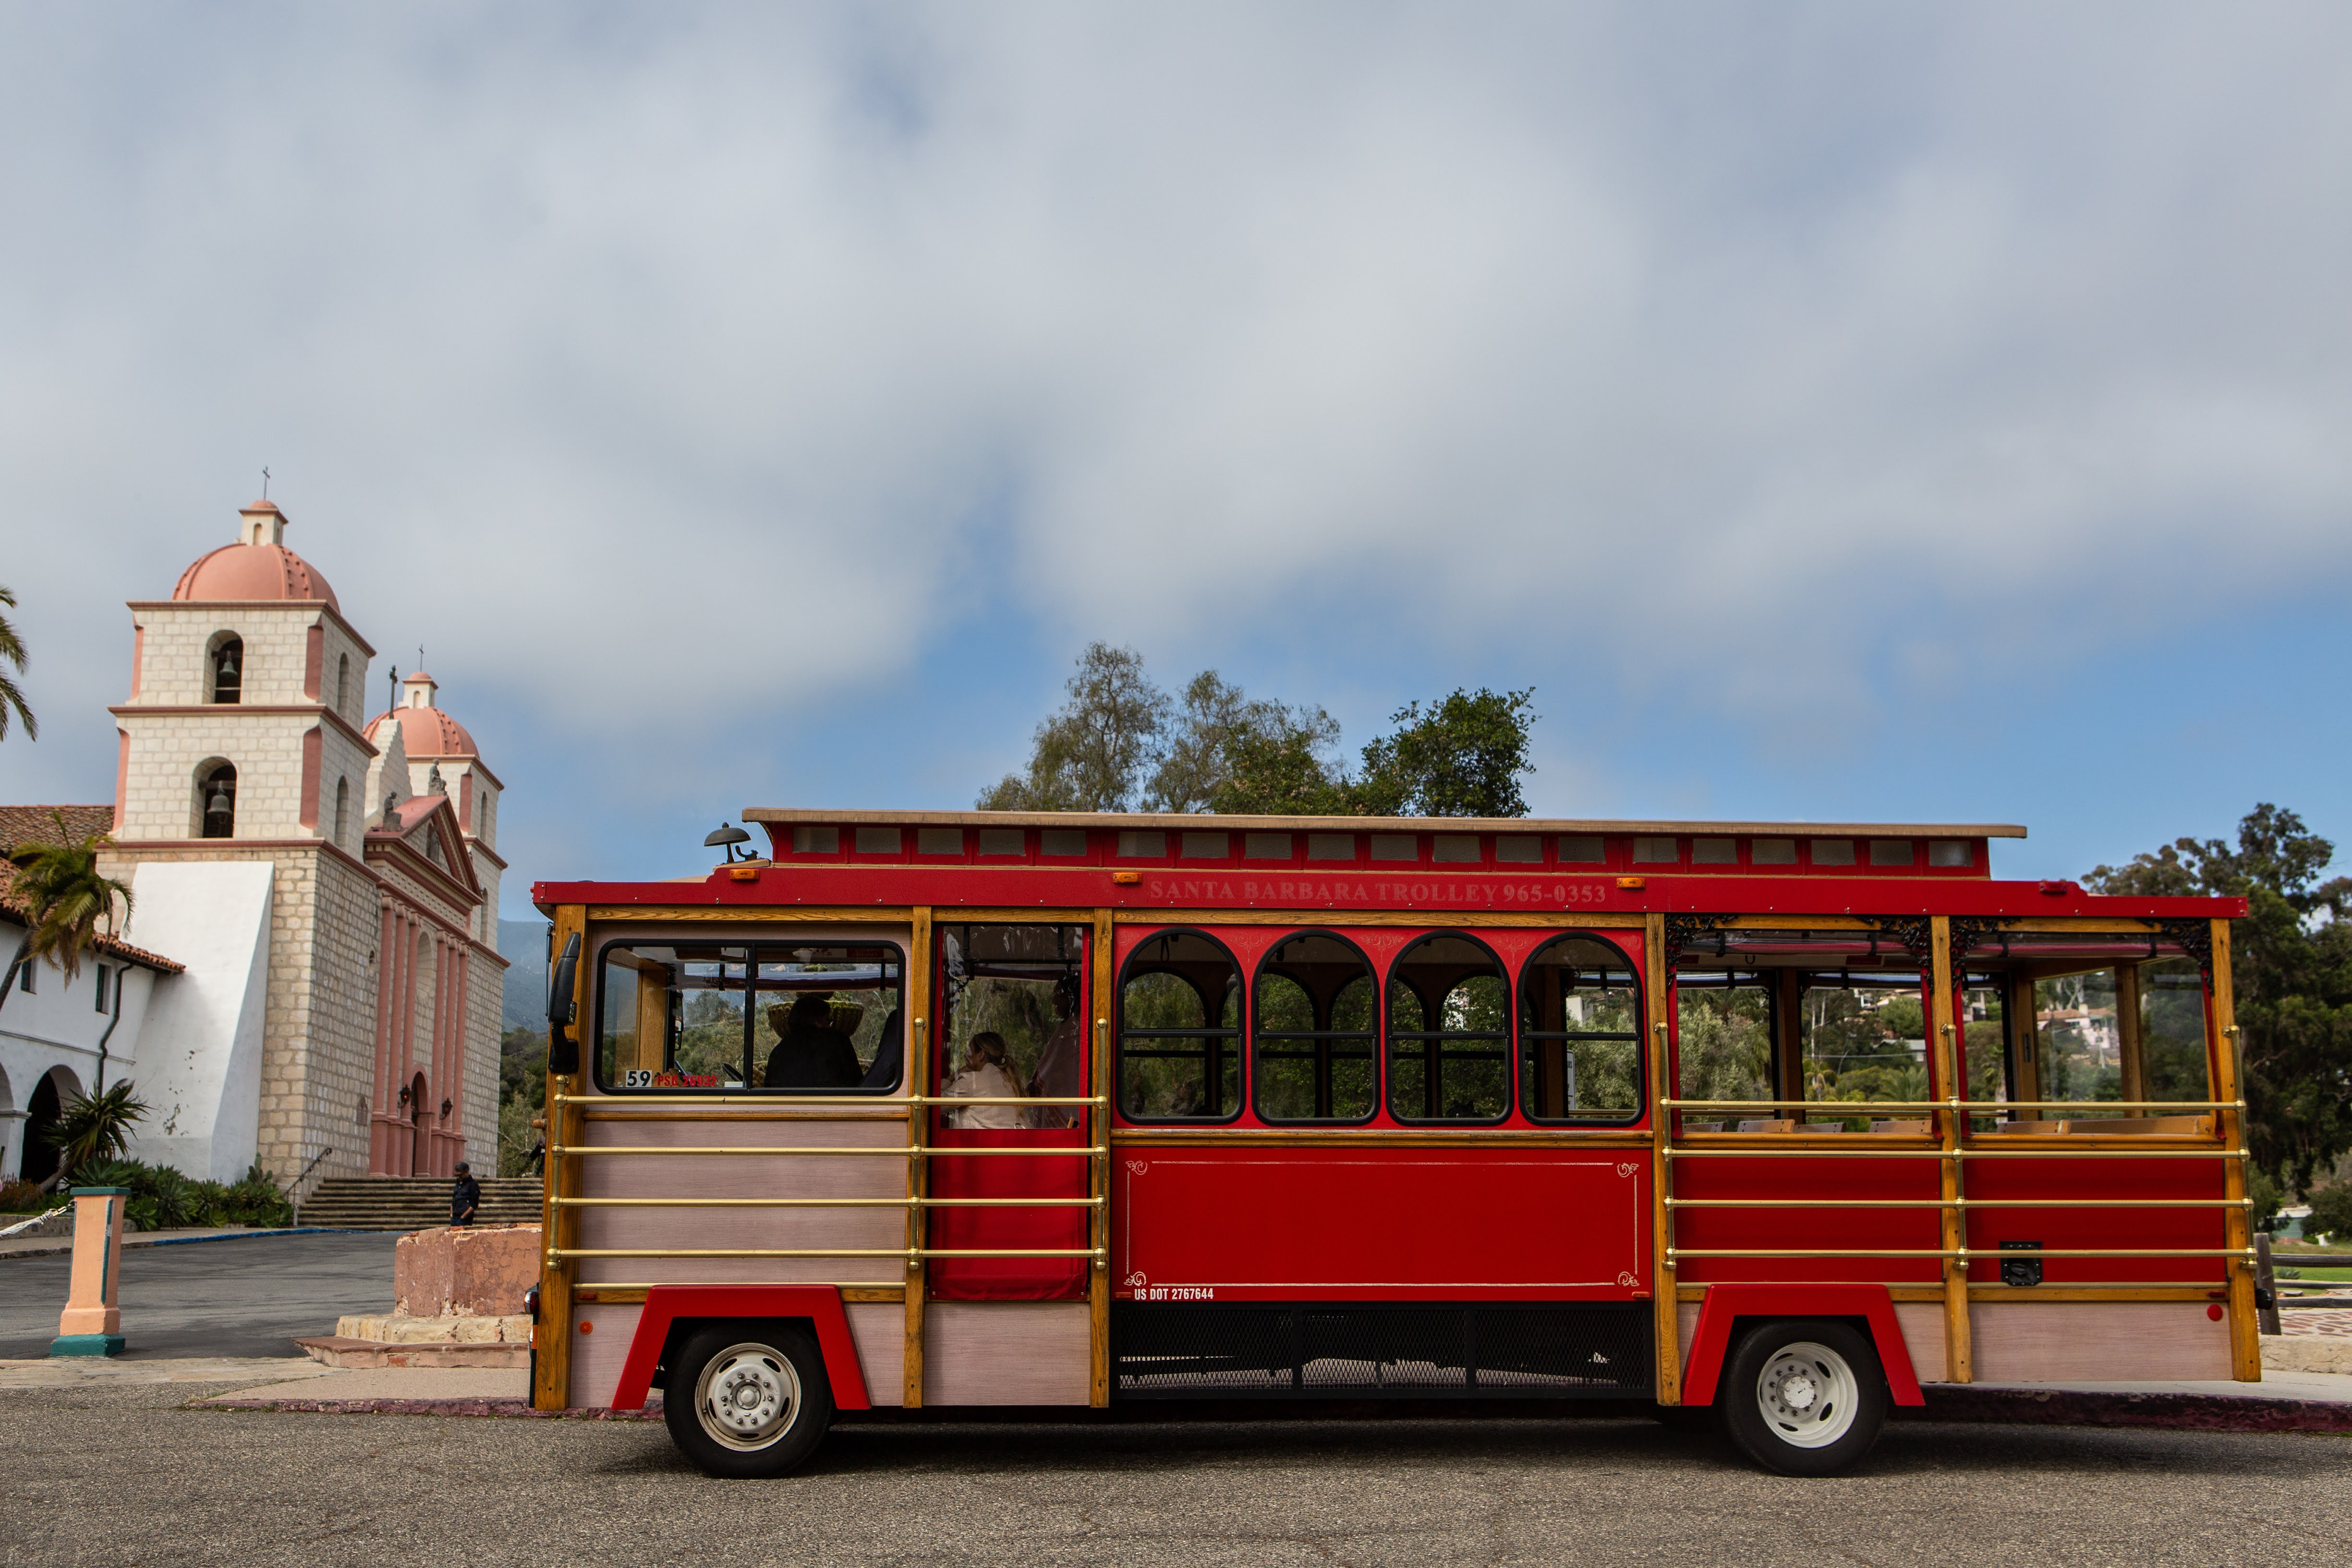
[1716,1318,1888,1477]
[662,1323,834,1479]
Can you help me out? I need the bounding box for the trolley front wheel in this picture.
[1717,1318,1888,1477]
[663,1324,834,1479]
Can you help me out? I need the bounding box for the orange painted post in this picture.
[52,1187,131,1356]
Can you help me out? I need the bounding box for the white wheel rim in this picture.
[1753,1341,1861,1450]
[695,1343,801,1452]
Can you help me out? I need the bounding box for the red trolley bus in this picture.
[529,810,2255,1476]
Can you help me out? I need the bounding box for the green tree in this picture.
[4,814,133,1001]
[2085,804,2352,1192]
[1354,688,1537,817]
[1150,671,1341,814]
[0,584,35,741]
[979,643,1171,811]
[2306,1181,2352,1243]
[981,651,1540,822]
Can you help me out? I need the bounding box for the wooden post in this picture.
[2113,961,2145,1105]
[1090,908,1114,1408]
[2209,918,2260,1381]
[635,961,668,1077]
[1774,971,1805,1107]
[904,907,931,1409]
[1930,915,1972,1385]
[1646,912,1682,1405]
[2009,972,2040,1106]
[533,903,587,1411]
[2254,1232,2281,1337]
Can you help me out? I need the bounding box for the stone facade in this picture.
[81,500,509,1191]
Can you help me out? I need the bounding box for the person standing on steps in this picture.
[450,1161,481,1228]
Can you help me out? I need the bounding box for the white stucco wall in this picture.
[0,941,160,1179]
[121,862,273,1181]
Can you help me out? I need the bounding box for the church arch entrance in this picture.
[409,1071,429,1177]
[18,1067,81,1184]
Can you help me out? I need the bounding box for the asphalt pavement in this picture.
[0,1383,2346,1567]
[0,1232,395,1359]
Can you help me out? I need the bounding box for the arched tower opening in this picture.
[195,760,238,839]
[206,632,244,704]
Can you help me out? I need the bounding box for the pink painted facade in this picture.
[364,794,485,1176]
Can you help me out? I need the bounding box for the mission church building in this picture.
[1,499,505,1191]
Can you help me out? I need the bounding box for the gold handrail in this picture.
[1665,1146,2249,1160]
[1665,1196,2251,1209]
[558,1145,1107,1157]
[551,1195,1102,1208]
[558,1093,1108,1108]
[552,1246,1107,1260]
[1662,1097,2243,1113]
[1667,1246,2254,1260]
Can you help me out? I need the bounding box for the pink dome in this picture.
[171,501,341,613]
[366,673,479,758]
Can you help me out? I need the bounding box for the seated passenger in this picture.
[1025,977,1082,1128]
[762,994,862,1089]
[945,1032,1023,1128]
[860,1009,904,1090]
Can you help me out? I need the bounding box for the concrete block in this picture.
[394,1224,541,1318]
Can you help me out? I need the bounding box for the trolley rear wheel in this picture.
[662,1324,834,1479]
[1717,1318,1888,1476]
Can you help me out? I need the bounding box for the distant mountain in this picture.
[499,918,551,1032]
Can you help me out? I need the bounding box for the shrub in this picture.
[54,1157,293,1231]
[2307,1183,2352,1245]
[0,1178,66,1216]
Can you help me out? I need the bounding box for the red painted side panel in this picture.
[928,1126,1090,1301]
[1963,1154,2228,1287]
[611,1284,870,1411]
[534,863,2244,924]
[1114,1146,1651,1302]
[1673,1154,1946,1286]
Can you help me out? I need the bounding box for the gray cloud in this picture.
[4,4,2348,808]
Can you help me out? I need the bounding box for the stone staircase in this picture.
[299,1177,542,1232]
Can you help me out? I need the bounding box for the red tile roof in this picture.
[0,809,185,972]
[0,805,115,853]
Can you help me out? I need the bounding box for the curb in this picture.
[0,1227,376,1262]
[202,1397,661,1421]
[1901,1386,2352,1433]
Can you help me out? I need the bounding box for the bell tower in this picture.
[112,500,377,849]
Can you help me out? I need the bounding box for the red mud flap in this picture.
[609,1285,871,1411]
[1679,1283,1925,1408]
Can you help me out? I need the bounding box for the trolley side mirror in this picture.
[547,932,581,1074]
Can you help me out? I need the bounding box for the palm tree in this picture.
[6,812,133,989]
[39,1081,150,1192]
[0,584,34,741]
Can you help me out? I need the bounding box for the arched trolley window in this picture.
[1253,930,1377,1123]
[1117,929,1242,1121]
[594,939,905,1094]
[1519,935,1643,1124]
[1387,932,1510,1123]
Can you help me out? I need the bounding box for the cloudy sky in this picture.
[4,4,2349,914]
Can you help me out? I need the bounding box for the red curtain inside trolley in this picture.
[926,922,1091,1301]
